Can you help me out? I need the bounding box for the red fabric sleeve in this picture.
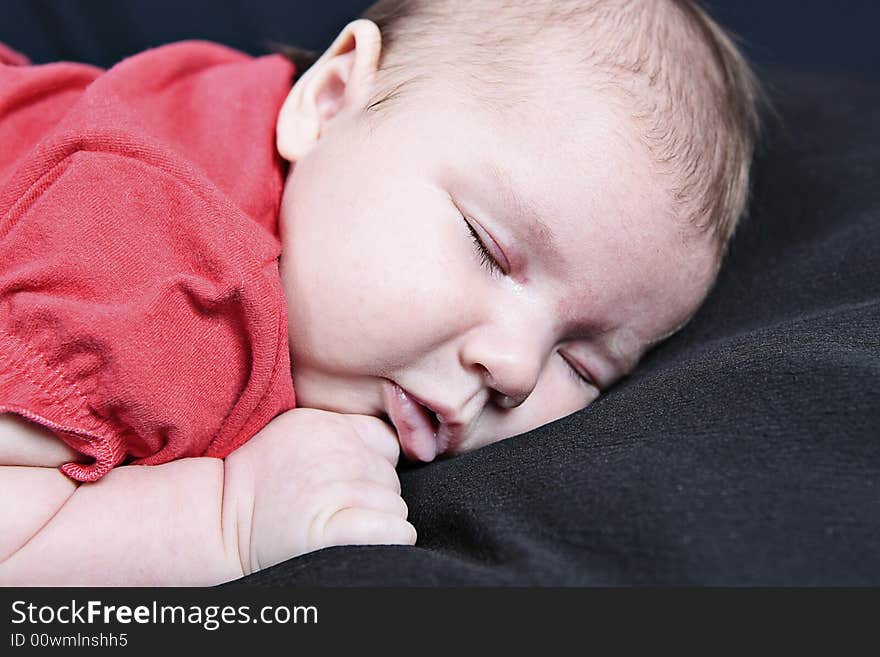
[0,42,298,481]
[0,148,295,481]
[0,42,30,66]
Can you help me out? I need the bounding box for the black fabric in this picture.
[3,1,879,83]
[232,71,880,586]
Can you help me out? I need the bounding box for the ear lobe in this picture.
[276,19,383,162]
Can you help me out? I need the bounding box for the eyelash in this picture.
[560,352,596,389]
[463,216,505,278]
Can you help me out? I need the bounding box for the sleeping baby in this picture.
[0,0,762,584]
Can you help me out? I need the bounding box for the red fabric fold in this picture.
[0,42,298,481]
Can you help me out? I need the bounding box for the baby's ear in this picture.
[276,19,382,162]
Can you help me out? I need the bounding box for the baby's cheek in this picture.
[467,376,598,452]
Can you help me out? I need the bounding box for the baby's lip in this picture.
[401,388,468,456]
[381,381,438,461]
[381,381,467,460]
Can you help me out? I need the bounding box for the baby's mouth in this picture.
[381,381,441,462]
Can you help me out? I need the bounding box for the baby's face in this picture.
[277,72,716,463]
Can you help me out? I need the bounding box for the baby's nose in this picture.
[464,336,544,409]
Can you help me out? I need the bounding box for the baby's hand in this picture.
[223,408,415,575]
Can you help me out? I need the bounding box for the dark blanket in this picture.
[236,70,880,586]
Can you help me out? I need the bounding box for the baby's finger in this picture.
[361,452,402,495]
[345,414,400,466]
[327,479,407,518]
[322,508,418,548]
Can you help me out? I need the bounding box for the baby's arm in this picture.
[0,461,241,586]
[0,420,246,585]
[0,409,414,586]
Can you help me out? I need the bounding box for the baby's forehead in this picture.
[456,144,715,349]
[383,66,711,268]
[426,85,688,237]
[402,28,717,224]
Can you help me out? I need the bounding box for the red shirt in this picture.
[0,41,297,481]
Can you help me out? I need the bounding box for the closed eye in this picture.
[559,351,597,390]
[464,218,505,278]
[449,196,507,277]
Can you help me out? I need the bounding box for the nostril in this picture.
[491,390,520,409]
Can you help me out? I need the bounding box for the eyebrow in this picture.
[485,161,561,263]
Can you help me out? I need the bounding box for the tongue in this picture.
[388,383,437,462]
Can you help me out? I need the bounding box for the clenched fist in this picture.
[223,408,416,575]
